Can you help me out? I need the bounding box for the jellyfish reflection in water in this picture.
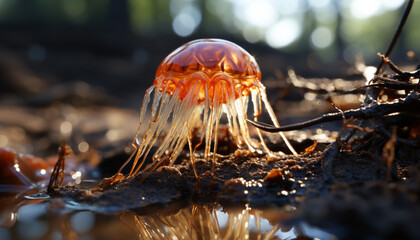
[124,204,337,240]
[128,205,287,240]
[120,39,297,177]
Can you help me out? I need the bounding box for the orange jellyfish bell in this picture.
[154,39,262,103]
[121,39,296,177]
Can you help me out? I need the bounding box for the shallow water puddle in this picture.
[0,145,336,239]
[1,191,336,240]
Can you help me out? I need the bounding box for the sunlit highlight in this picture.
[266,19,301,48]
[77,141,89,153]
[310,27,334,49]
[171,1,202,37]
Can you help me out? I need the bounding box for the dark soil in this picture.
[55,131,420,239]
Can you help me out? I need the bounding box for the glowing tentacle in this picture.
[209,86,223,171]
[130,87,167,174]
[260,88,298,156]
[153,80,202,164]
[251,90,275,156]
[234,95,257,151]
[223,83,242,148]
[128,85,166,174]
[117,85,155,176]
[132,87,182,174]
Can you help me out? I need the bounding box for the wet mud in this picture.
[53,132,420,239]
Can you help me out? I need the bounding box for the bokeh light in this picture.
[0,0,412,57]
[349,0,382,19]
[70,211,95,234]
[171,0,202,37]
[228,0,304,48]
[233,0,278,28]
[347,0,405,19]
[266,19,302,48]
[310,27,334,49]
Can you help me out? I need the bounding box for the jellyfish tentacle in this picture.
[133,88,182,174]
[251,89,275,156]
[186,85,208,178]
[198,83,211,158]
[137,86,172,165]
[188,79,210,171]
[129,84,184,175]
[154,80,202,164]
[151,85,165,122]
[204,87,217,160]
[233,95,256,152]
[169,88,203,164]
[170,94,197,164]
[148,88,182,151]
[206,80,226,160]
[223,79,241,147]
[192,77,210,153]
[131,91,164,174]
[116,85,156,176]
[145,90,183,161]
[210,86,223,174]
[204,103,213,160]
[152,97,182,159]
[187,137,199,178]
[214,74,255,151]
[129,84,166,174]
[260,88,298,156]
[186,78,210,172]
[116,142,140,178]
[161,88,194,152]
[135,85,157,145]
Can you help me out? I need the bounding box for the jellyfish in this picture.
[120,39,297,178]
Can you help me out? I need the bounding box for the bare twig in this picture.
[47,142,72,195]
[377,124,417,147]
[356,82,418,91]
[375,0,414,76]
[378,54,420,81]
[288,68,365,94]
[378,54,404,75]
[382,126,397,181]
[247,92,420,132]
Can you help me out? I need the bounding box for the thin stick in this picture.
[247,92,419,132]
[47,142,72,195]
[375,0,414,76]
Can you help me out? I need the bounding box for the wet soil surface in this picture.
[56,138,420,239]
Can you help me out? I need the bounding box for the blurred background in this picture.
[0,0,419,158]
[2,2,420,240]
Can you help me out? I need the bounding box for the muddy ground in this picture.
[53,129,420,240]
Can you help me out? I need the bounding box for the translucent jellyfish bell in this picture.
[121,39,297,177]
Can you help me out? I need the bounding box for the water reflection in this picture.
[124,205,280,239]
[122,204,324,240]
[1,191,338,240]
[0,190,46,229]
